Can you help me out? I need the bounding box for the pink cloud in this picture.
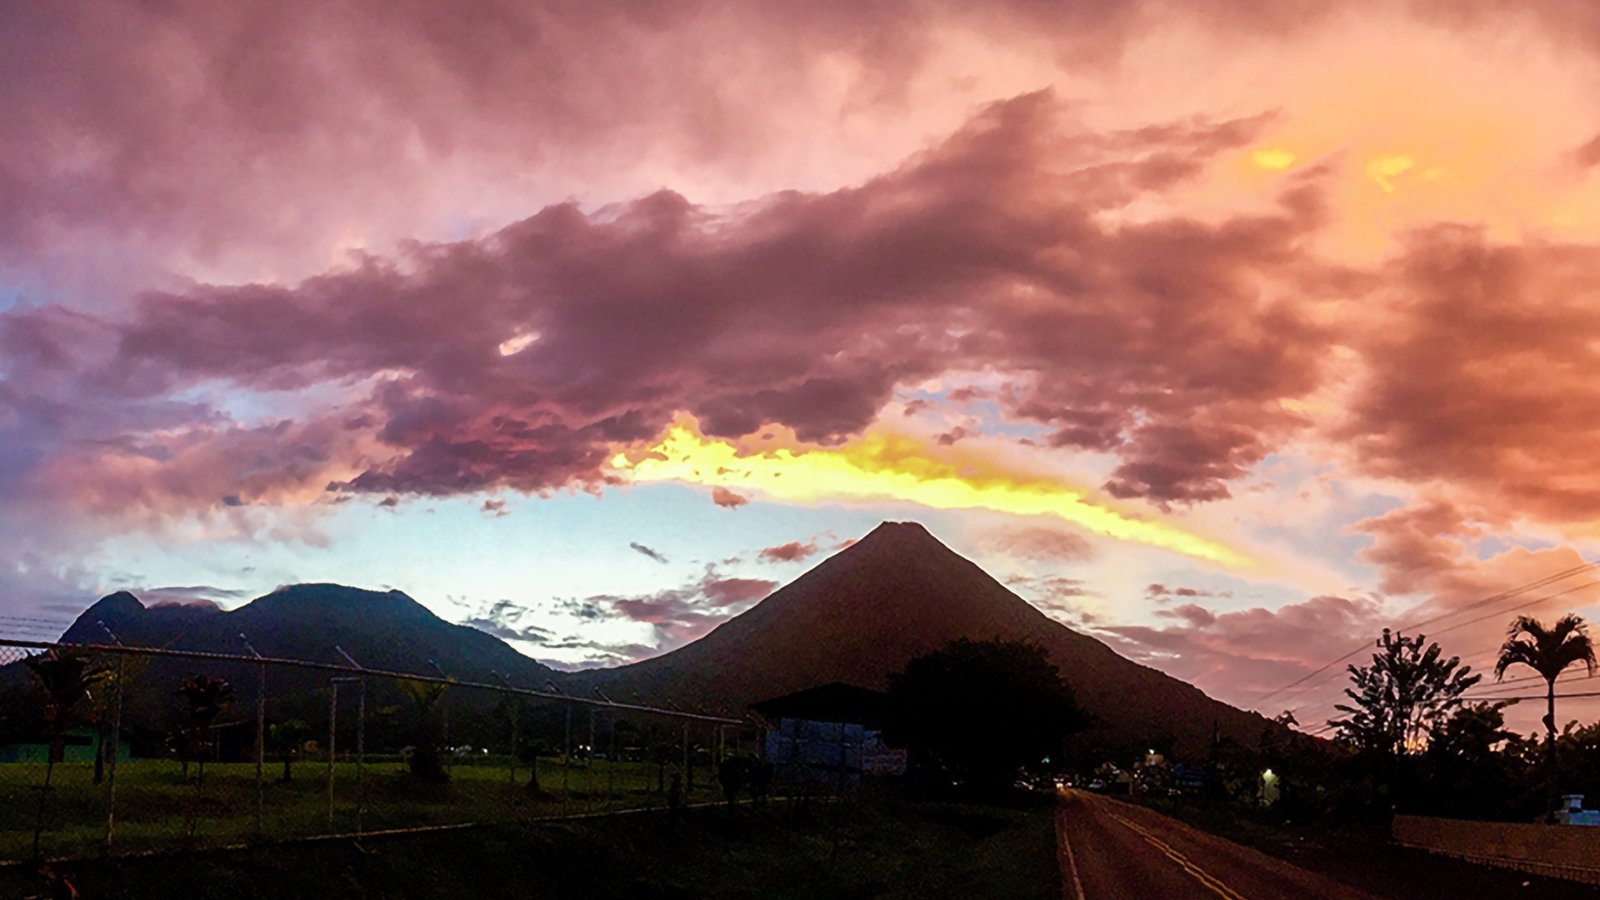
[1101,593,1387,712]
[2,92,1336,519]
[1337,228,1600,523]
[986,526,1096,563]
[710,486,749,508]
[578,566,778,651]
[757,540,822,564]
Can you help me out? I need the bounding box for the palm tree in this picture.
[1495,614,1597,782]
[24,649,105,860]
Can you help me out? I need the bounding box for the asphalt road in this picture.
[1056,789,1376,900]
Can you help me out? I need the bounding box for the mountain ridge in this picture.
[572,521,1270,756]
[33,521,1270,757]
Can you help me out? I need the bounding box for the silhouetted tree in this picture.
[1330,630,1479,810]
[718,755,756,806]
[177,674,234,785]
[267,719,311,782]
[24,649,104,861]
[1495,614,1597,787]
[1419,701,1520,819]
[399,678,450,783]
[176,673,233,840]
[886,638,1088,791]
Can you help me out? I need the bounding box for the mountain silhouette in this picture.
[58,583,554,685]
[575,521,1270,756]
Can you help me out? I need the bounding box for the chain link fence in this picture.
[0,639,758,863]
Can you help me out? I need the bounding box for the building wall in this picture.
[0,734,131,764]
[1394,814,1600,884]
[764,717,905,788]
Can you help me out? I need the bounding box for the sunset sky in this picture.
[8,1,1600,735]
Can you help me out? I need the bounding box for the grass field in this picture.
[0,755,724,863]
[0,796,1060,899]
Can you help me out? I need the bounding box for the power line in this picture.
[1258,562,1600,710]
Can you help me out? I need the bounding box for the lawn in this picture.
[0,796,1060,900]
[0,754,723,863]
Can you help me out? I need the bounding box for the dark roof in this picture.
[750,682,888,727]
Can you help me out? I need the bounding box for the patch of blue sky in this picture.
[83,483,927,634]
[895,383,1054,442]
[1471,532,1557,559]
[1127,566,1308,621]
[168,378,366,426]
[1239,454,1407,582]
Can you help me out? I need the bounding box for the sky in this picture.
[7,0,1600,736]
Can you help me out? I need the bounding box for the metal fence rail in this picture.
[0,638,753,864]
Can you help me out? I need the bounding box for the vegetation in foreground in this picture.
[0,797,1059,900]
[0,756,724,863]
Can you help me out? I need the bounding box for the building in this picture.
[751,682,907,789]
[0,729,130,764]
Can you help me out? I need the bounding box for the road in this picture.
[1056,789,1375,900]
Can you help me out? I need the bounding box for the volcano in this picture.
[576,521,1271,756]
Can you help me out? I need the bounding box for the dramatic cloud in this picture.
[1101,593,1387,713]
[12,0,1600,734]
[1338,230,1600,524]
[1,91,1337,538]
[460,598,555,644]
[566,566,778,654]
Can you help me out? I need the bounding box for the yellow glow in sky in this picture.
[1365,155,1417,193]
[1251,148,1298,170]
[610,423,1253,569]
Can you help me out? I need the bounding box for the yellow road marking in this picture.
[1105,809,1248,900]
[1057,793,1087,900]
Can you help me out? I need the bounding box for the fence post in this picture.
[587,706,597,810]
[99,622,125,853]
[547,681,570,801]
[241,634,265,838]
[336,647,366,835]
[495,673,517,789]
[326,681,339,832]
[356,679,366,834]
[428,660,451,778]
